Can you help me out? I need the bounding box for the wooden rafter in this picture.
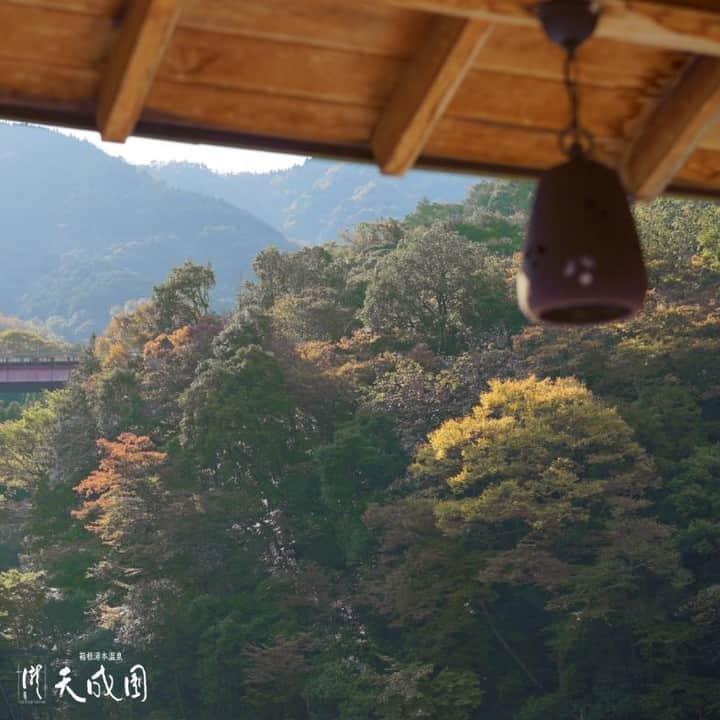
[7,0,720,199]
[97,0,184,142]
[379,0,720,57]
[622,56,720,199]
[372,17,492,175]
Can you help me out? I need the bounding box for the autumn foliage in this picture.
[4,191,720,719]
[73,433,166,547]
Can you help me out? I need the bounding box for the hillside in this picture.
[150,158,477,245]
[0,124,289,340]
[2,182,720,718]
[0,124,480,340]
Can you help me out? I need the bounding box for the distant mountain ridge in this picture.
[150,159,478,245]
[0,124,480,340]
[0,124,289,340]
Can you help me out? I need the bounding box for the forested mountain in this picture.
[0,124,289,340]
[2,177,720,719]
[0,124,475,341]
[150,158,476,245]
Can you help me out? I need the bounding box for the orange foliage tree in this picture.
[142,320,221,436]
[73,433,167,551]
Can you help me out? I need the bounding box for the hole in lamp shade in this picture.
[540,304,631,324]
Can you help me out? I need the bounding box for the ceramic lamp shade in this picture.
[517,152,647,325]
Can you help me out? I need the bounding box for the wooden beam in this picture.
[622,56,720,199]
[372,17,492,175]
[377,0,720,57]
[599,0,720,56]
[97,0,183,142]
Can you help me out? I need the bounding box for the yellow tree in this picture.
[364,377,693,719]
[413,376,686,617]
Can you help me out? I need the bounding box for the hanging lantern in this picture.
[517,0,647,325]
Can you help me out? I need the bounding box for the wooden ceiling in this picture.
[4,0,720,198]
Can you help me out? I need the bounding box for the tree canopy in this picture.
[1,183,720,719]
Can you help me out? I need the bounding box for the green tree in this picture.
[153,260,216,332]
[179,345,294,492]
[363,222,515,352]
[0,394,58,489]
[315,413,405,565]
[270,287,355,342]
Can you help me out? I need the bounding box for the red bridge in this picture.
[0,357,79,392]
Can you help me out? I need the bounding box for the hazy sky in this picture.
[54,126,307,174]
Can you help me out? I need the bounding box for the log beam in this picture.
[97,0,183,142]
[372,17,492,175]
[622,56,720,199]
[380,0,720,57]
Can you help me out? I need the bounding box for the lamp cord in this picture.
[559,44,593,158]
[564,46,579,141]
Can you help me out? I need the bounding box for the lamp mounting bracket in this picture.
[537,0,599,51]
